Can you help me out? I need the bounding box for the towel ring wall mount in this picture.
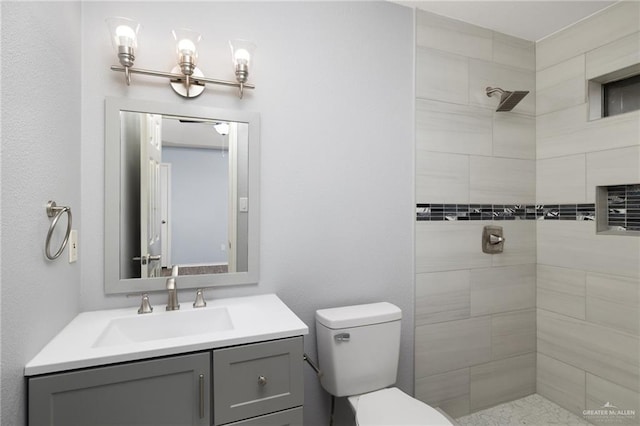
[45,201,72,260]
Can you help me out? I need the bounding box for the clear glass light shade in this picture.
[229,39,256,67]
[106,17,140,50]
[172,28,202,60]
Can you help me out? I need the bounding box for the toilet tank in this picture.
[315,302,402,397]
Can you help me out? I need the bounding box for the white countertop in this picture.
[25,293,308,376]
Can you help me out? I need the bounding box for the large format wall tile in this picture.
[586,272,640,335]
[536,2,640,71]
[492,33,535,71]
[416,222,491,273]
[491,309,536,360]
[492,112,536,160]
[586,146,640,203]
[537,154,586,204]
[536,55,585,116]
[416,99,493,156]
[469,156,535,203]
[417,10,492,61]
[537,104,640,159]
[586,374,640,426]
[416,47,469,104]
[537,309,640,392]
[416,151,470,203]
[415,316,492,377]
[537,221,640,278]
[415,368,470,419]
[469,353,536,411]
[537,265,586,320]
[586,31,640,80]
[537,353,586,416]
[470,264,536,316]
[415,270,470,326]
[469,59,535,116]
[491,220,536,267]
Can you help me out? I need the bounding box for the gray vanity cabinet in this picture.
[28,352,211,426]
[27,336,304,426]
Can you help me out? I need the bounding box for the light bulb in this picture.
[229,39,256,67]
[172,29,201,59]
[115,25,136,48]
[177,38,196,56]
[234,48,251,66]
[106,17,139,51]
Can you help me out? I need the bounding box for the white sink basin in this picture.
[25,294,309,376]
[93,307,233,347]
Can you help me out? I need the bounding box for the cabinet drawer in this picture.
[225,407,303,426]
[213,337,303,425]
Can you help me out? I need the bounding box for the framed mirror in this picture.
[105,97,260,294]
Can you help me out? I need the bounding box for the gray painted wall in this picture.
[80,2,414,425]
[1,2,82,424]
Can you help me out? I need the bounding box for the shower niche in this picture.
[595,184,640,235]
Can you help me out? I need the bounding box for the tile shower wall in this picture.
[414,11,536,418]
[535,3,640,426]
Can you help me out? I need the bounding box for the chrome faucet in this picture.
[166,265,180,311]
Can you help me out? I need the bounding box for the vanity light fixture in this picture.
[106,17,255,99]
[106,17,140,86]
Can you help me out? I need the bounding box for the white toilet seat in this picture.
[349,387,454,425]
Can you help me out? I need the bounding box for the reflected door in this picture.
[160,163,172,269]
[139,114,163,278]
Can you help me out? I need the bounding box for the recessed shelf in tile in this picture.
[596,184,640,236]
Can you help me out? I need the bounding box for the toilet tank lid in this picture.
[316,302,401,329]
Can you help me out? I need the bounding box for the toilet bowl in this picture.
[348,387,454,425]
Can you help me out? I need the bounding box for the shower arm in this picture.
[486,87,506,97]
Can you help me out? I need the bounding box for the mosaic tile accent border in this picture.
[416,203,596,221]
[607,184,640,232]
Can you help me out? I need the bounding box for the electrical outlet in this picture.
[69,230,78,263]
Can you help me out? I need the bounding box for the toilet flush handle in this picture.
[335,333,350,342]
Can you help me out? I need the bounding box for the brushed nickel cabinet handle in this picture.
[199,374,205,419]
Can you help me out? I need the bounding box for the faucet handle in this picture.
[132,293,153,314]
[126,292,154,314]
[193,288,207,308]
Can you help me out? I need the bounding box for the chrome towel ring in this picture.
[45,200,72,260]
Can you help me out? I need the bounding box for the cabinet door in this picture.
[213,337,303,425]
[28,352,210,426]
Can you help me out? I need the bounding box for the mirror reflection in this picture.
[105,98,260,294]
[120,112,250,279]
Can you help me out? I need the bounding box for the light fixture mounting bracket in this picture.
[110,65,255,99]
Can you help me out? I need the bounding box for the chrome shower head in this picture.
[486,87,529,112]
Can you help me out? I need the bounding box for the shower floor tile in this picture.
[456,394,593,426]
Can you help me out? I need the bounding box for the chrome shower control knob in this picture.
[257,375,267,386]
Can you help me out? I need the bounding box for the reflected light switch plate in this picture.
[239,197,248,212]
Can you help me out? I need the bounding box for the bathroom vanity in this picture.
[25,294,307,426]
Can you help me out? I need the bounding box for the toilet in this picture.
[316,302,454,425]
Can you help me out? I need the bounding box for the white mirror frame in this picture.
[104,97,260,294]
